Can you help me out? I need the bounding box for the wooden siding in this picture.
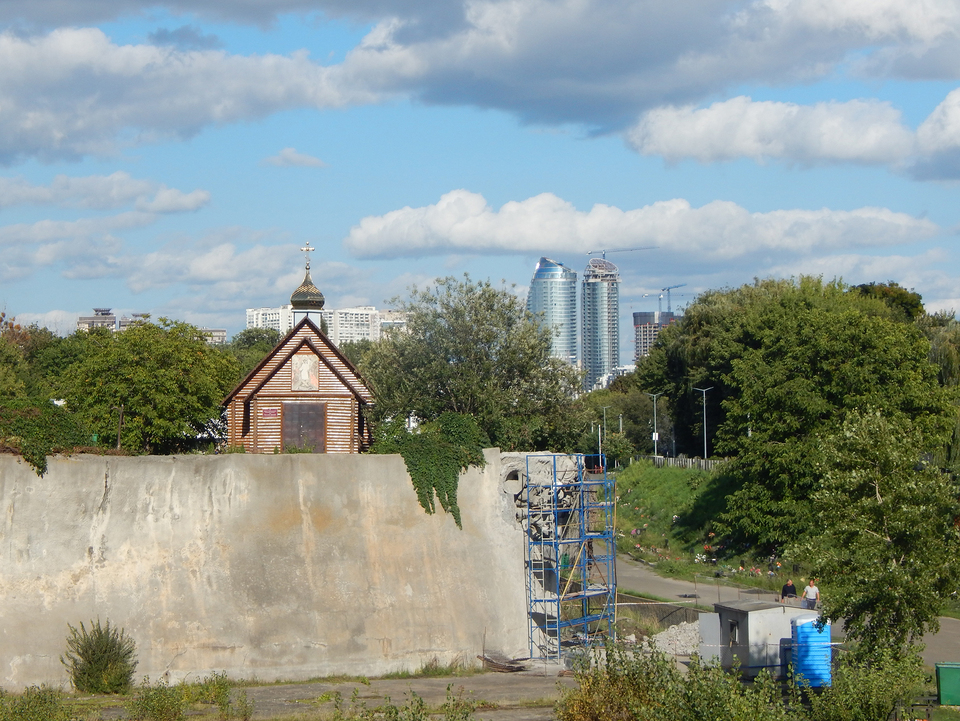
[224,318,372,454]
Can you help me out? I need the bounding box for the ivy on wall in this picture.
[0,399,89,476]
[370,412,487,529]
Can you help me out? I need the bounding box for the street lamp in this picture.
[644,392,664,456]
[693,387,713,459]
[600,405,612,460]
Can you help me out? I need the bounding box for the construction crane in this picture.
[662,284,687,313]
[586,246,656,260]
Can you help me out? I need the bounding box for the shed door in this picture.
[282,402,326,452]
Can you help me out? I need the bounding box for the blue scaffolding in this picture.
[523,453,616,661]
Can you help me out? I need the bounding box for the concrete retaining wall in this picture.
[0,450,527,689]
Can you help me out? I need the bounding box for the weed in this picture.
[127,678,184,721]
[61,619,138,694]
[0,685,73,721]
[232,689,254,721]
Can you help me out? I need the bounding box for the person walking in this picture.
[780,579,798,602]
[800,579,820,610]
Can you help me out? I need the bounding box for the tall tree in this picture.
[360,275,582,450]
[59,319,239,453]
[639,277,951,550]
[807,410,960,657]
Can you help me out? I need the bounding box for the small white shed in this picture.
[699,600,810,677]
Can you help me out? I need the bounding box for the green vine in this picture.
[369,412,487,529]
[0,399,89,476]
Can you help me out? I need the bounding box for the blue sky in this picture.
[2,0,960,362]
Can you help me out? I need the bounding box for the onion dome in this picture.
[291,242,325,310]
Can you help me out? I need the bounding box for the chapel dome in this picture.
[290,269,325,310]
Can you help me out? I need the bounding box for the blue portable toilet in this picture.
[791,614,831,687]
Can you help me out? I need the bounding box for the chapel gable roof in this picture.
[222,316,372,406]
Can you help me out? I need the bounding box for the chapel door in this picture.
[282,401,326,452]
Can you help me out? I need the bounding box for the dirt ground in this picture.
[237,669,577,720]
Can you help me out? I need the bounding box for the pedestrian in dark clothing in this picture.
[780,579,798,602]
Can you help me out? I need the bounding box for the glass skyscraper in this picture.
[526,257,578,365]
[582,258,620,390]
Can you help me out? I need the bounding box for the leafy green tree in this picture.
[225,327,281,380]
[804,410,960,657]
[359,275,582,451]
[58,319,239,453]
[338,338,374,367]
[0,336,26,398]
[579,381,673,457]
[639,277,951,550]
[855,280,925,320]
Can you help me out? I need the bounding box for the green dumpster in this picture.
[936,663,960,705]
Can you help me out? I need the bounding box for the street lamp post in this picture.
[644,392,664,456]
[600,405,612,462]
[693,387,713,459]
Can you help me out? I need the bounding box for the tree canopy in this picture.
[225,326,282,379]
[639,277,953,549]
[58,319,238,453]
[807,410,960,657]
[358,275,582,451]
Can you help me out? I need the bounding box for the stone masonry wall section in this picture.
[0,450,527,689]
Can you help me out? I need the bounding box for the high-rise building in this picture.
[246,305,296,334]
[321,306,380,345]
[581,258,620,390]
[526,257,578,364]
[633,311,677,360]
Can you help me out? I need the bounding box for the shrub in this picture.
[0,685,72,721]
[805,648,926,721]
[127,678,184,721]
[61,619,137,695]
[180,671,231,719]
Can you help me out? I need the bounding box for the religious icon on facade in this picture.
[291,354,319,391]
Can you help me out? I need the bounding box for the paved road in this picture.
[615,552,960,668]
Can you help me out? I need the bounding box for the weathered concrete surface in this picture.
[0,450,527,688]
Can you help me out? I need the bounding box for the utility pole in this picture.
[693,387,713,458]
[645,392,663,456]
[112,404,124,450]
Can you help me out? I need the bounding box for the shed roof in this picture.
[713,600,785,614]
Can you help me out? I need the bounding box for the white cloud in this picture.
[0,0,957,162]
[917,87,960,153]
[628,96,915,165]
[329,0,960,127]
[262,147,328,167]
[0,172,211,212]
[135,187,211,213]
[344,189,939,260]
[0,28,373,163]
[0,172,153,209]
[8,309,81,336]
[624,89,960,179]
[0,172,212,283]
[762,0,960,44]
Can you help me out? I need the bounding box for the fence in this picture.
[638,456,724,472]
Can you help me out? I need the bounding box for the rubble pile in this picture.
[650,620,700,656]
